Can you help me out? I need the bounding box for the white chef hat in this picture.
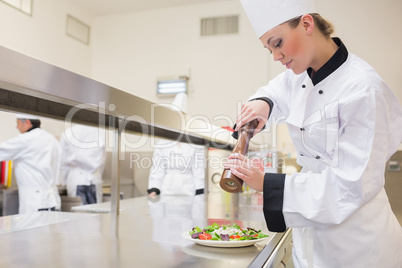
[171,93,188,114]
[15,113,40,120]
[240,0,318,38]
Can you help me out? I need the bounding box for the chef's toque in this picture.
[15,113,40,120]
[240,0,317,38]
[171,93,188,114]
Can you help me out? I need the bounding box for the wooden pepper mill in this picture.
[220,119,259,193]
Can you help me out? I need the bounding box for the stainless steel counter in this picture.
[71,196,150,213]
[0,45,293,267]
[0,192,290,268]
[0,211,96,234]
[0,44,240,242]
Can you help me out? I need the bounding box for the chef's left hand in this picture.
[224,153,264,192]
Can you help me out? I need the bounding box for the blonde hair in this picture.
[287,13,334,39]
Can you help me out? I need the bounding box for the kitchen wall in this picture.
[90,1,268,126]
[0,0,93,77]
[0,0,94,141]
[90,0,402,151]
[0,0,401,152]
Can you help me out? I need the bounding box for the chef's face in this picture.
[16,119,31,133]
[259,16,314,75]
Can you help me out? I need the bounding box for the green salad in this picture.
[189,223,269,241]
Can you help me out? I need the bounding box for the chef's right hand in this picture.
[235,100,270,134]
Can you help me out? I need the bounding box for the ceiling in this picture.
[68,0,235,16]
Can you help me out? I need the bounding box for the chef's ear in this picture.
[301,14,315,35]
[26,119,33,127]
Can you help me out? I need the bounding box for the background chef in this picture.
[147,93,205,197]
[59,124,106,205]
[0,114,61,213]
[224,0,402,267]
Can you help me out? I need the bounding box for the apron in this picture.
[18,186,60,213]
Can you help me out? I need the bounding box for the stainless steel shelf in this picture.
[0,45,232,149]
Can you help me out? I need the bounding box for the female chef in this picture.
[224,0,402,267]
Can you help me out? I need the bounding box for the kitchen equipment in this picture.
[220,119,259,193]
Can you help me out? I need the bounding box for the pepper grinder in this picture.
[220,119,259,193]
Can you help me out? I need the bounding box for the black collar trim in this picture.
[27,126,39,132]
[307,37,348,86]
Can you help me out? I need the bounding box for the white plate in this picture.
[181,231,269,248]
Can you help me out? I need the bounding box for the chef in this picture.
[0,114,62,213]
[224,0,402,267]
[147,140,205,196]
[148,93,205,197]
[59,124,106,204]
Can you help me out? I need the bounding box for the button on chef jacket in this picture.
[0,127,62,213]
[248,38,402,267]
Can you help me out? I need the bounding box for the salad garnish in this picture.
[189,223,269,241]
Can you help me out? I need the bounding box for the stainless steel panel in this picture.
[0,45,232,149]
[0,189,19,216]
[0,192,282,267]
[110,117,122,237]
[261,229,292,268]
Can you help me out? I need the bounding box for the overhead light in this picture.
[157,77,188,96]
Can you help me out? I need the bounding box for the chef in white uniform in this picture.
[224,0,402,267]
[0,114,61,213]
[148,140,205,196]
[147,94,205,243]
[148,93,205,197]
[59,124,106,204]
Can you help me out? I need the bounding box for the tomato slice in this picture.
[230,235,241,239]
[199,233,212,240]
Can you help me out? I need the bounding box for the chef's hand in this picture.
[235,100,270,134]
[224,153,264,192]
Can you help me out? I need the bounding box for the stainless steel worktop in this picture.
[0,45,292,268]
[0,43,240,244]
[0,192,290,268]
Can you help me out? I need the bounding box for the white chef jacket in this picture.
[0,127,62,213]
[59,125,106,203]
[148,140,205,196]
[251,38,402,267]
